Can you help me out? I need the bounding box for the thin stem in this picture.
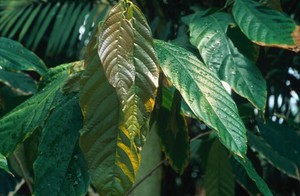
[13,153,33,194]
[126,130,213,195]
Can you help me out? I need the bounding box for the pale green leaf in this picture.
[34,93,89,196]
[233,0,300,52]
[189,12,267,110]
[0,63,74,156]
[80,36,141,195]
[98,1,159,141]
[154,40,247,157]
[204,139,235,196]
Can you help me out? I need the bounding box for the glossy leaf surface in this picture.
[233,0,300,52]
[0,63,73,156]
[0,153,11,175]
[80,36,140,195]
[189,12,267,110]
[154,40,247,157]
[98,1,159,141]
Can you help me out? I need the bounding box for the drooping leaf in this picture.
[204,139,235,196]
[154,40,247,158]
[0,152,12,175]
[257,120,300,170]
[248,131,299,180]
[0,70,37,95]
[0,62,75,156]
[233,0,300,52]
[34,93,89,196]
[233,155,272,196]
[0,37,47,75]
[98,1,159,141]
[157,90,189,174]
[79,35,141,195]
[231,157,261,195]
[188,12,267,110]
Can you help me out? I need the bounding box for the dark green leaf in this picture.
[233,155,272,196]
[0,37,47,75]
[0,153,12,175]
[248,131,299,180]
[233,0,300,52]
[154,40,247,158]
[0,70,37,95]
[204,139,235,196]
[0,63,74,156]
[34,93,89,196]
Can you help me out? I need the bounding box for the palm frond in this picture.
[0,0,111,57]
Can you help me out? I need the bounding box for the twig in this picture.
[126,130,213,195]
[13,153,33,194]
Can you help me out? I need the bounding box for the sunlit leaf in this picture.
[188,12,267,110]
[204,139,234,196]
[233,0,300,52]
[154,40,247,158]
[34,93,89,196]
[98,1,159,141]
[79,35,140,195]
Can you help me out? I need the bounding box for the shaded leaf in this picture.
[248,131,299,180]
[154,40,247,158]
[188,12,267,110]
[79,35,140,195]
[204,139,234,196]
[157,90,189,174]
[0,62,74,156]
[0,70,37,95]
[98,1,159,141]
[0,152,12,175]
[0,37,47,75]
[257,120,300,170]
[233,0,300,52]
[233,155,272,196]
[34,93,89,196]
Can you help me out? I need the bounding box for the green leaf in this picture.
[0,37,47,75]
[248,131,299,180]
[188,12,267,110]
[98,1,159,141]
[154,40,247,158]
[34,93,89,196]
[157,91,189,174]
[233,0,300,52]
[0,152,12,175]
[257,120,300,171]
[0,62,74,156]
[79,36,141,195]
[233,155,272,196]
[204,139,234,196]
[0,70,37,95]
